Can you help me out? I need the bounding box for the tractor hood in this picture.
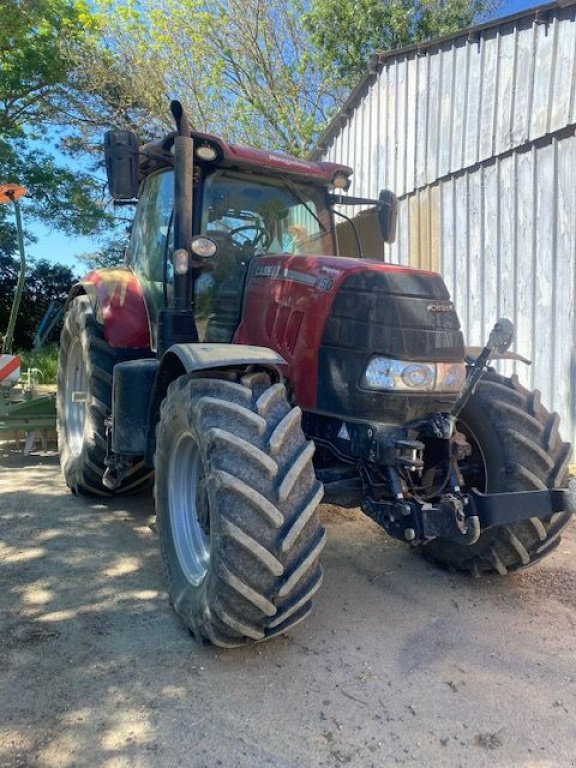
[234,254,465,421]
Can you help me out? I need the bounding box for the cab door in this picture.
[126,171,174,350]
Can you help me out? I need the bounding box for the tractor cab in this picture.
[124,164,339,348]
[104,112,396,353]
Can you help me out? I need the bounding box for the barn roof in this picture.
[310,0,576,161]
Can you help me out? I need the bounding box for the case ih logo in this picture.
[253,264,333,291]
[427,303,454,313]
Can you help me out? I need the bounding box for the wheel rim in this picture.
[168,432,211,586]
[64,336,88,458]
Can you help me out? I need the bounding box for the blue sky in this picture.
[26,219,103,274]
[502,0,543,13]
[22,0,543,273]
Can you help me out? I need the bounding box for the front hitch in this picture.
[362,486,576,546]
[362,493,480,544]
[359,317,575,547]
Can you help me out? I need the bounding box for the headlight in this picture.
[332,171,351,190]
[363,357,465,393]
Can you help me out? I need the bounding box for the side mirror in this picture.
[104,130,139,200]
[378,189,397,243]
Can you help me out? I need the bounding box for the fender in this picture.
[68,267,151,349]
[143,343,287,464]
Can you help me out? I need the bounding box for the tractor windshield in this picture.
[201,171,335,256]
[127,168,337,347]
[194,170,336,343]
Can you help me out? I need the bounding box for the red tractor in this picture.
[57,102,574,647]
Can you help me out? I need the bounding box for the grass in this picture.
[17,344,59,385]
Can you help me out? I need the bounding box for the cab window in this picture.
[201,171,333,255]
[128,171,174,282]
[127,171,174,347]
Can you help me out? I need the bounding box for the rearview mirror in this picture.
[378,189,397,243]
[104,130,139,200]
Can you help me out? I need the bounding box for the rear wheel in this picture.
[421,371,573,575]
[57,295,153,496]
[155,372,325,647]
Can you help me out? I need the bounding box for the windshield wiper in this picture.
[281,176,328,234]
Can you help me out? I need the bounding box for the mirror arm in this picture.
[139,149,174,167]
[329,193,384,208]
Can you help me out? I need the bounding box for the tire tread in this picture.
[57,295,153,496]
[421,371,572,575]
[155,376,325,647]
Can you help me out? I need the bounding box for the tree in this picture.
[304,0,496,87]
[0,0,113,259]
[68,0,498,159]
[0,254,77,349]
[0,140,110,236]
[72,0,341,156]
[0,0,87,135]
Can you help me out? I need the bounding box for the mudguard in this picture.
[163,343,286,375]
[68,268,151,349]
[144,343,287,463]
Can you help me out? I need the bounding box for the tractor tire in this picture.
[154,373,325,647]
[57,295,153,496]
[420,371,573,575]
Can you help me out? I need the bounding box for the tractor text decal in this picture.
[253,264,333,292]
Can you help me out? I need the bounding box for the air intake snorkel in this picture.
[170,100,194,311]
[156,100,198,355]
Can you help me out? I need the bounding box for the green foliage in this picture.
[0,140,111,237]
[0,252,77,350]
[0,0,112,259]
[304,0,496,86]
[18,343,59,384]
[0,0,89,135]
[83,0,340,156]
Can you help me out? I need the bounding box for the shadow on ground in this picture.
[1,448,576,767]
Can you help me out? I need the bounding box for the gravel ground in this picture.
[1,445,576,768]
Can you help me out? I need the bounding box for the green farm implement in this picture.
[0,183,56,452]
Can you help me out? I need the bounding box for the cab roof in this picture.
[139,130,352,187]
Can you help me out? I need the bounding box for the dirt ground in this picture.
[1,443,576,768]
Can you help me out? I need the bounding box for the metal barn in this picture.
[312,0,576,446]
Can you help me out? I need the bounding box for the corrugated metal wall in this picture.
[319,2,576,444]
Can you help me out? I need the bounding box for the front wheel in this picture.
[421,371,573,575]
[57,295,153,496]
[155,373,325,647]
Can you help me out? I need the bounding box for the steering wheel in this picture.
[228,225,272,250]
